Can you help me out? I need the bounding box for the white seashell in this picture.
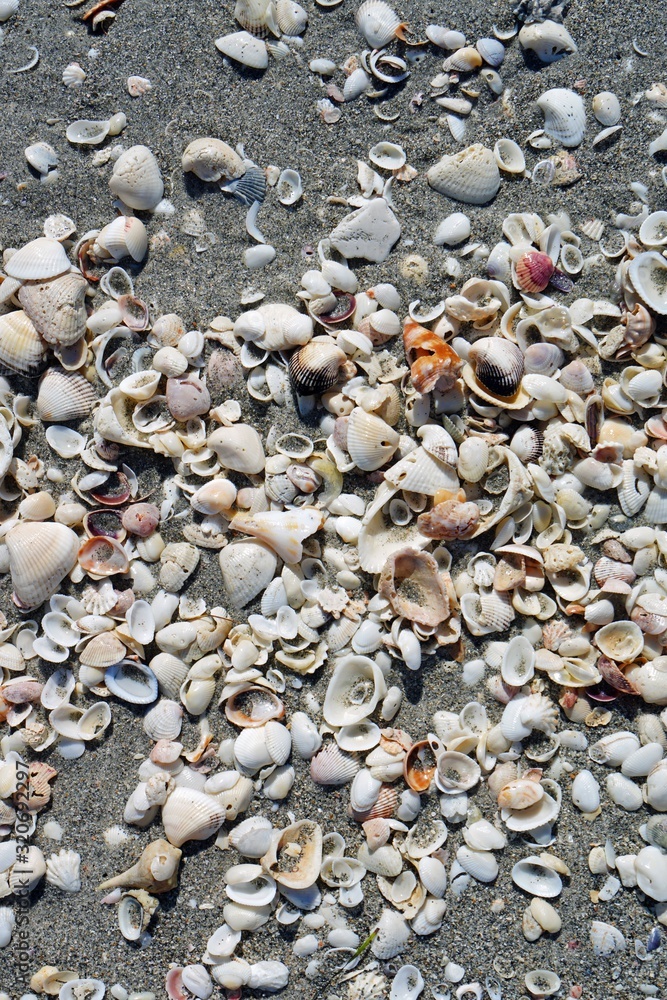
[234,727,274,773]
[215,30,269,69]
[463,819,507,852]
[143,699,183,741]
[161,786,225,846]
[350,768,382,812]
[390,966,424,1000]
[347,407,400,471]
[6,521,79,610]
[355,0,404,48]
[536,89,586,147]
[589,731,640,766]
[247,961,289,992]
[628,251,667,315]
[518,20,577,62]
[0,0,19,19]
[529,897,561,934]
[592,91,621,126]
[149,653,190,700]
[590,920,626,956]
[512,856,562,897]
[371,908,410,958]
[435,751,480,794]
[571,769,600,814]
[290,711,322,759]
[62,61,86,87]
[219,540,277,609]
[524,970,560,997]
[0,906,15,947]
[182,138,245,183]
[476,37,505,66]
[606,773,643,810]
[427,144,501,205]
[595,620,643,661]
[369,141,406,171]
[310,741,359,785]
[329,198,401,264]
[621,742,664,778]
[5,237,70,280]
[494,138,525,174]
[66,118,112,145]
[109,145,164,211]
[500,635,535,686]
[25,141,58,176]
[426,26,465,48]
[434,212,471,247]
[323,654,386,727]
[45,848,81,892]
[94,215,148,263]
[646,760,667,810]
[59,981,106,1000]
[105,660,159,705]
[456,846,498,883]
[277,168,302,205]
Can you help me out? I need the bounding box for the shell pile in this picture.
[1,0,667,997]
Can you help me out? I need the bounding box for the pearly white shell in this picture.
[427,144,501,205]
[536,89,586,148]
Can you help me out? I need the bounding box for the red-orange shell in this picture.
[403,317,463,394]
[515,250,554,293]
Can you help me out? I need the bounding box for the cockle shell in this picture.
[518,20,577,62]
[515,250,554,293]
[215,31,269,69]
[261,819,322,889]
[288,337,348,394]
[5,237,71,280]
[161,787,226,847]
[218,540,278,608]
[234,303,313,352]
[0,310,48,373]
[427,144,501,205]
[417,500,480,540]
[7,522,79,610]
[109,145,164,211]
[18,271,88,347]
[536,89,586,148]
[355,0,405,48]
[347,407,400,471]
[182,138,245,183]
[467,337,525,398]
[94,216,148,263]
[37,369,97,422]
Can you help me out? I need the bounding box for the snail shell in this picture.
[468,337,525,398]
[288,336,348,395]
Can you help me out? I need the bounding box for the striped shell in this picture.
[468,337,525,397]
[288,337,347,394]
[5,237,71,280]
[515,250,554,292]
[310,742,359,785]
[37,369,97,422]
[355,0,404,49]
[6,521,79,610]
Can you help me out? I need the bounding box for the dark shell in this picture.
[469,337,525,397]
[221,165,266,206]
[83,509,126,540]
[549,267,574,293]
[288,338,347,395]
[317,291,356,325]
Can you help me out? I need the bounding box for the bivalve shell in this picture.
[7,522,79,610]
[427,144,501,205]
[536,88,586,147]
[109,145,164,211]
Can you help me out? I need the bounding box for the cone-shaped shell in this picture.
[7,522,79,609]
[182,137,246,183]
[98,839,182,893]
[288,337,347,395]
[5,238,71,280]
[427,144,501,205]
[0,310,48,373]
[468,337,525,398]
[18,271,88,347]
[231,508,323,563]
[161,786,226,847]
[37,369,97,422]
[109,145,164,211]
[261,819,322,889]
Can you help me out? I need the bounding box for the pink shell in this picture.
[515,250,554,293]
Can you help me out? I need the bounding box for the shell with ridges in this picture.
[427,144,501,205]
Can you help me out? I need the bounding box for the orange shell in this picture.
[403,317,463,394]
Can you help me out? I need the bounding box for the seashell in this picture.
[78,536,129,577]
[231,507,322,563]
[149,653,189,700]
[347,407,400,472]
[105,660,158,704]
[45,849,81,892]
[434,212,471,247]
[62,61,86,87]
[162,786,226,847]
[436,751,481,794]
[536,89,586,148]
[524,971,560,997]
[518,20,577,62]
[379,547,449,627]
[457,437,489,483]
[371,908,410,959]
[118,890,158,941]
[442,46,482,71]
[427,144,501,205]
[7,521,79,610]
[403,318,463,395]
[289,337,347,394]
[37,369,97,422]
[355,0,405,48]
[476,37,505,66]
[323,654,386,727]
[0,310,48,373]
[261,819,322,889]
[109,145,164,211]
[208,422,265,474]
[628,252,667,315]
[501,635,535,686]
[494,138,525,175]
[79,632,126,668]
[0,906,15,947]
[417,500,480,540]
[219,540,277,609]
[571,769,600,814]
[18,271,88,347]
[512,856,562,898]
[590,920,626,956]
[329,198,401,264]
[276,0,307,33]
[276,168,303,206]
[592,91,621,126]
[66,118,113,145]
[343,67,372,102]
[369,141,406,171]
[143,699,183,741]
[621,742,663,778]
[457,846,498,883]
[594,621,643,662]
[59,983,105,1000]
[310,741,359,785]
[94,216,148,263]
[468,337,524,397]
[5,237,70,280]
[390,966,424,1000]
[515,250,554,293]
[290,712,322,759]
[215,30,269,69]
[182,138,245,183]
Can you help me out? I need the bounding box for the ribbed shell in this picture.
[143,699,184,741]
[5,237,71,281]
[222,165,266,206]
[18,271,88,347]
[6,521,79,609]
[355,0,403,48]
[347,407,400,472]
[161,786,226,847]
[427,144,501,205]
[515,250,554,292]
[0,310,48,373]
[310,742,359,785]
[108,145,164,211]
[79,632,126,668]
[234,0,280,37]
[288,337,346,394]
[536,88,586,148]
[468,337,525,397]
[276,0,307,34]
[37,368,97,422]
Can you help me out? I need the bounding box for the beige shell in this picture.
[208,424,265,474]
[109,145,164,211]
[37,369,97,422]
[4,237,71,281]
[427,144,501,205]
[219,540,278,608]
[79,632,126,668]
[261,819,322,889]
[234,0,280,36]
[346,406,400,472]
[378,547,450,627]
[0,310,48,373]
[182,137,246,183]
[6,521,79,610]
[161,786,226,847]
[231,507,323,563]
[18,271,88,347]
[98,839,182,893]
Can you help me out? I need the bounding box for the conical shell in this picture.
[5,238,71,280]
[536,88,586,147]
[98,839,182,892]
[18,272,88,347]
[288,337,347,394]
[468,337,525,397]
[37,369,97,422]
[7,522,79,609]
[161,786,226,847]
[0,310,48,373]
[108,145,164,211]
[427,144,501,205]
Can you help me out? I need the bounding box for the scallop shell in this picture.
[310,741,359,784]
[347,406,400,472]
[468,337,525,397]
[161,786,226,847]
[536,89,586,148]
[427,144,501,205]
[288,337,347,394]
[0,310,48,373]
[275,0,307,34]
[6,521,79,610]
[518,20,577,62]
[215,31,269,69]
[108,145,164,211]
[5,237,71,280]
[37,369,97,422]
[18,271,88,347]
[355,0,404,48]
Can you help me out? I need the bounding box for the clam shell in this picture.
[288,337,347,394]
[143,699,183,741]
[519,20,577,62]
[355,0,403,48]
[18,271,88,347]
[161,786,226,847]
[7,522,79,610]
[468,336,524,397]
[323,654,386,727]
[109,145,164,211]
[261,819,322,889]
[628,252,667,315]
[0,310,48,373]
[215,30,269,69]
[592,91,621,126]
[427,144,500,205]
[5,237,70,280]
[182,138,245,183]
[95,216,148,263]
[512,856,562,897]
[536,88,586,147]
[219,540,277,609]
[37,369,97,422]
[347,407,400,472]
[310,741,359,785]
[105,660,158,705]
